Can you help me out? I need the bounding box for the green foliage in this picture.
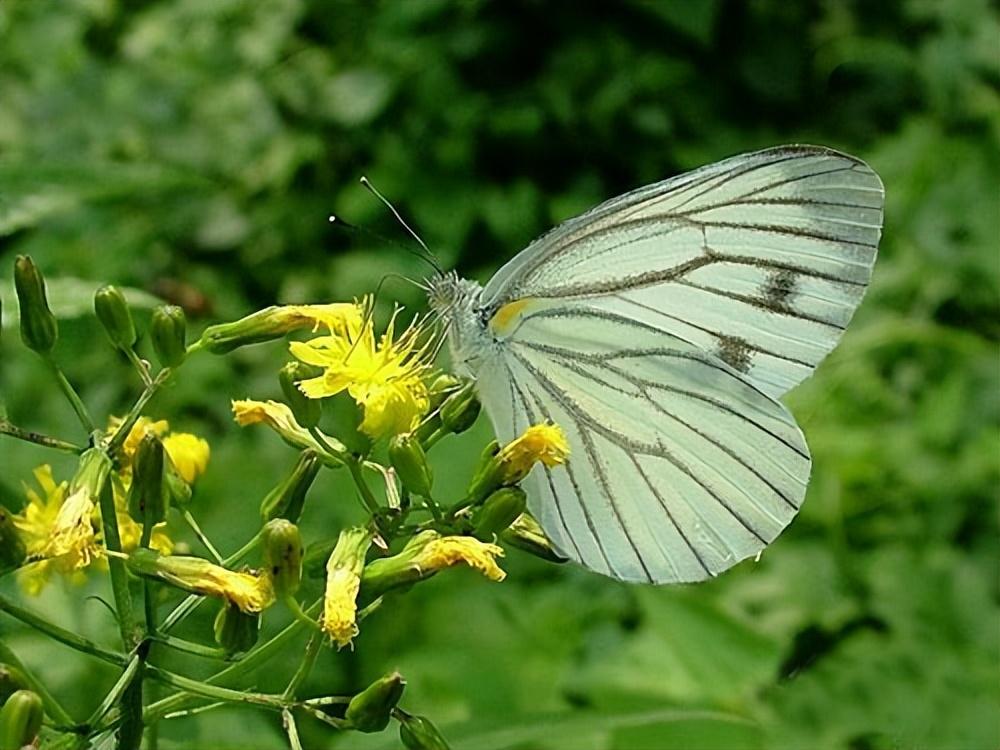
[1,0,997,748]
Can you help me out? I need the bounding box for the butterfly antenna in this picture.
[359,176,444,275]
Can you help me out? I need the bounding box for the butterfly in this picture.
[426,145,884,584]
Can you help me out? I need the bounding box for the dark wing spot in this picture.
[716,335,752,373]
[762,269,797,309]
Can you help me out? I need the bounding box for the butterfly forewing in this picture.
[482,146,884,398]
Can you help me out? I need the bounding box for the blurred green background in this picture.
[1,1,998,748]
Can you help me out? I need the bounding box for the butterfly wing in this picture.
[474,299,809,583]
[482,145,884,397]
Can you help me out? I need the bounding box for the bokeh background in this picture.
[1,1,998,748]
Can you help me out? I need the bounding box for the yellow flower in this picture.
[231,399,347,457]
[321,527,374,648]
[38,487,101,568]
[128,550,275,614]
[163,433,210,484]
[109,415,210,486]
[111,416,169,466]
[12,451,112,595]
[13,466,78,595]
[413,534,506,581]
[289,298,434,439]
[498,424,570,482]
[360,532,507,602]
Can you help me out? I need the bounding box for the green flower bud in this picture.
[94,285,137,350]
[13,255,57,354]
[164,466,193,508]
[0,689,43,750]
[398,712,451,750]
[150,305,187,368]
[197,306,308,354]
[500,512,566,563]
[279,362,321,429]
[345,672,405,733]
[0,666,29,705]
[261,519,303,598]
[473,486,526,540]
[466,440,501,504]
[128,433,166,525]
[259,450,320,523]
[439,381,480,434]
[428,374,461,409]
[388,433,433,497]
[0,507,26,574]
[213,601,260,656]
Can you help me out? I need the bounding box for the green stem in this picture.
[142,599,321,723]
[97,481,138,649]
[151,634,230,661]
[141,506,157,634]
[144,666,285,709]
[44,356,95,433]
[283,595,320,632]
[421,425,449,449]
[281,631,321,701]
[106,368,172,456]
[283,709,304,750]
[347,457,381,516]
[180,509,224,564]
[0,592,126,666]
[0,420,84,453]
[85,654,141,727]
[124,348,152,387]
[0,641,76,726]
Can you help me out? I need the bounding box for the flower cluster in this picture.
[1,260,572,750]
[12,418,209,595]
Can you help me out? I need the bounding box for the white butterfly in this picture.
[427,145,884,584]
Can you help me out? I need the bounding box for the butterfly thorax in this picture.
[426,271,495,376]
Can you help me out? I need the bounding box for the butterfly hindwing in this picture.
[474,298,810,583]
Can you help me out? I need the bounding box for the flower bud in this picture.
[259,450,320,523]
[465,440,501,504]
[261,519,303,598]
[0,666,29,705]
[213,601,260,656]
[399,712,451,750]
[150,305,187,368]
[473,486,526,540]
[361,531,505,602]
[0,508,26,574]
[439,381,480,434]
[163,468,192,508]
[94,285,137,350]
[128,433,166,525]
[428,374,461,410]
[0,689,43,750]
[196,306,305,354]
[501,512,566,563]
[388,433,433,497]
[321,527,374,648]
[13,255,57,354]
[127,549,274,614]
[345,672,405,733]
[279,362,321,429]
